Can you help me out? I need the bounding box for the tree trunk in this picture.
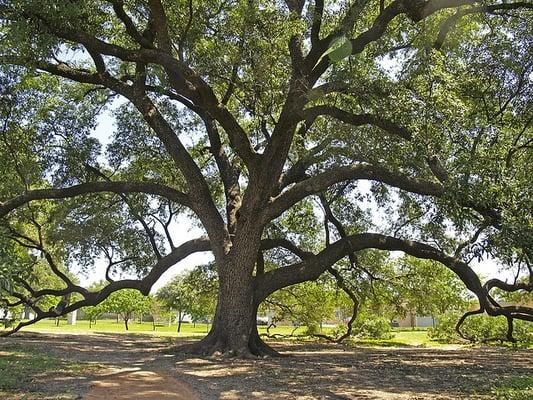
[184,224,279,357]
[124,318,129,331]
[177,311,182,333]
[189,269,279,357]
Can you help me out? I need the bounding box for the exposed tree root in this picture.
[177,328,283,358]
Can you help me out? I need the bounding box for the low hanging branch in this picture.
[0,236,211,337]
[0,181,191,218]
[312,266,360,344]
[318,192,360,343]
[329,268,359,343]
[254,233,533,332]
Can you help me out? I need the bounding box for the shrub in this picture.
[305,323,320,335]
[428,312,462,342]
[352,315,393,339]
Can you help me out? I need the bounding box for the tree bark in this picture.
[177,310,182,333]
[190,294,280,357]
[193,265,255,356]
[187,245,278,357]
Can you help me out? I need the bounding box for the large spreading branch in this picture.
[301,106,412,140]
[434,2,533,49]
[0,236,211,337]
[264,163,443,223]
[258,0,484,203]
[202,117,242,235]
[4,5,256,242]
[254,233,533,331]
[4,57,229,250]
[0,181,190,219]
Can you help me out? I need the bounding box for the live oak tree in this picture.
[0,1,532,356]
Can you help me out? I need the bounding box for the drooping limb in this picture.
[1,237,211,337]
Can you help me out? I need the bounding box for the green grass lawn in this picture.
[15,318,213,336]
[7,318,447,347]
[11,318,310,337]
[349,329,447,347]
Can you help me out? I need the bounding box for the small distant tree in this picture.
[103,289,151,331]
[84,303,106,328]
[265,279,337,334]
[157,274,193,333]
[147,297,174,331]
[182,265,217,326]
[82,281,108,328]
[157,265,218,332]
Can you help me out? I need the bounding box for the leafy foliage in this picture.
[429,312,533,345]
[102,289,151,330]
[156,265,217,326]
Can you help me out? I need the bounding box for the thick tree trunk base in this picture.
[179,328,283,358]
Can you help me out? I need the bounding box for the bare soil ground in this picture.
[1,332,531,400]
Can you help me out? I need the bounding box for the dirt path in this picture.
[2,333,532,399]
[1,332,198,400]
[84,368,198,400]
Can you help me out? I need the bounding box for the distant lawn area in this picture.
[14,318,309,337]
[349,329,446,347]
[7,319,449,347]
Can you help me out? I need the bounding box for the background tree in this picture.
[182,265,217,325]
[157,265,217,331]
[265,279,337,335]
[394,257,469,319]
[156,273,194,332]
[0,1,531,357]
[147,296,174,330]
[84,303,106,329]
[103,289,151,331]
[82,281,108,328]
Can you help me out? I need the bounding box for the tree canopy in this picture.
[0,0,531,356]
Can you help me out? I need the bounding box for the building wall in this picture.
[395,313,435,328]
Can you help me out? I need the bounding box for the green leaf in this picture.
[324,36,353,63]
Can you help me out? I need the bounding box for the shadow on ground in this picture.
[1,332,531,400]
[0,332,175,400]
[172,340,533,399]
